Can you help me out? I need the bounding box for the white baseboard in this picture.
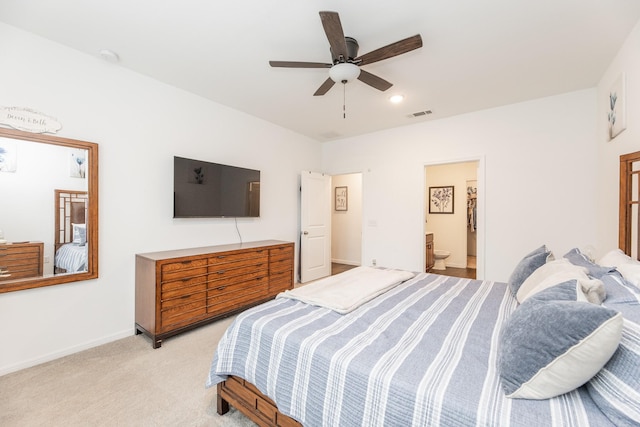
[331,258,360,266]
[0,328,133,376]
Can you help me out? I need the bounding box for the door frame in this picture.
[423,156,485,279]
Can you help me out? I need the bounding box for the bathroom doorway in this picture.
[424,160,479,279]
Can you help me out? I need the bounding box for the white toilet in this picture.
[433,250,451,270]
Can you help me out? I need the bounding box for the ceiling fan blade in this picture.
[319,11,348,61]
[313,78,336,96]
[356,34,422,66]
[357,70,393,91]
[269,61,332,69]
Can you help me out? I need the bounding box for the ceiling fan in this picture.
[269,11,423,96]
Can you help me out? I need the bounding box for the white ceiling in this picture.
[1,1,639,141]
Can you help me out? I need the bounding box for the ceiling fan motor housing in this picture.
[331,36,359,63]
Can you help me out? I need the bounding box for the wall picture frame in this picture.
[429,185,454,214]
[335,186,348,211]
[607,73,627,141]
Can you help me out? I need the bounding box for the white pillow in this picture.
[598,249,632,268]
[616,263,640,287]
[516,259,588,303]
[598,249,640,286]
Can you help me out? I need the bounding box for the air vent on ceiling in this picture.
[409,110,433,118]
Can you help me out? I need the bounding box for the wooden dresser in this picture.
[425,233,434,272]
[0,242,44,281]
[135,240,294,348]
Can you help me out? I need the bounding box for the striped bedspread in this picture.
[54,243,87,272]
[207,273,613,426]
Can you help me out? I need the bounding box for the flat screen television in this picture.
[173,156,260,218]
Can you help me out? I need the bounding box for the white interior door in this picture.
[300,171,331,283]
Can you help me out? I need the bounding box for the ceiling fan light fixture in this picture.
[329,63,361,84]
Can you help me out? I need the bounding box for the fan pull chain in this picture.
[342,80,347,119]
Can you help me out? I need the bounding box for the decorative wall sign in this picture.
[335,186,348,211]
[429,186,454,214]
[607,73,626,141]
[0,107,62,134]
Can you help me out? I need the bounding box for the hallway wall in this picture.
[331,173,362,266]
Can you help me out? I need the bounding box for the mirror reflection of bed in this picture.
[54,190,88,275]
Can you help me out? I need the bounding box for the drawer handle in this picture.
[180,294,191,299]
[216,270,226,275]
[217,255,226,259]
[217,286,226,291]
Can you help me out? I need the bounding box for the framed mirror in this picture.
[0,127,98,293]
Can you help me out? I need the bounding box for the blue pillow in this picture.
[507,245,551,295]
[499,286,623,399]
[587,274,640,426]
[564,248,615,279]
[72,223,86,246]
[527,279,580,302]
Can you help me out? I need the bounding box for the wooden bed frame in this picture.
[54,189,88,273]
[217,375,302,427]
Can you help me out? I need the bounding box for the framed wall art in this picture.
[607,73,627,141]
[335,186,348,211]
[429,185,454,214]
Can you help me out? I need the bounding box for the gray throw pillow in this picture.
[499,288,623,399]
[507,245,551,295]
[564,248,615,279]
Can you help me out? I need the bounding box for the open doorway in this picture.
[331,173,363,275]
[425,161,479,279]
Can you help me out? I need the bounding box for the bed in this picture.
[206,258,640,427]
[54,189,88,274]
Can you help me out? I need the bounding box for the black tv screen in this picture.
[173,156,260,218]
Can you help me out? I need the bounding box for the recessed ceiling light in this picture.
[99,49,120,63]
[389,95,404,104]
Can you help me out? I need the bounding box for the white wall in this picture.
[331,173,362,265]
[596,19,640,256]
[425,161,478,269]
[322,89,598,281]
[0,23,320,375]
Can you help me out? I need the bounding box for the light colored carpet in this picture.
[0,316,256,427]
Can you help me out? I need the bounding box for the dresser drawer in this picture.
[161,275,208,294]
[161,283,207,308]
[207,275,268,297]
[161,258,208,281]
[207,286,268,316]
[160,299,207,330]
[0,243,43,281]
[209,249,268,266]
[269,245,293,259]
[269,271,293,293]
[208,257,268,278]
[270,257,293,274]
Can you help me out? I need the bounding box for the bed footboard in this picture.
[217,375,301,427]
